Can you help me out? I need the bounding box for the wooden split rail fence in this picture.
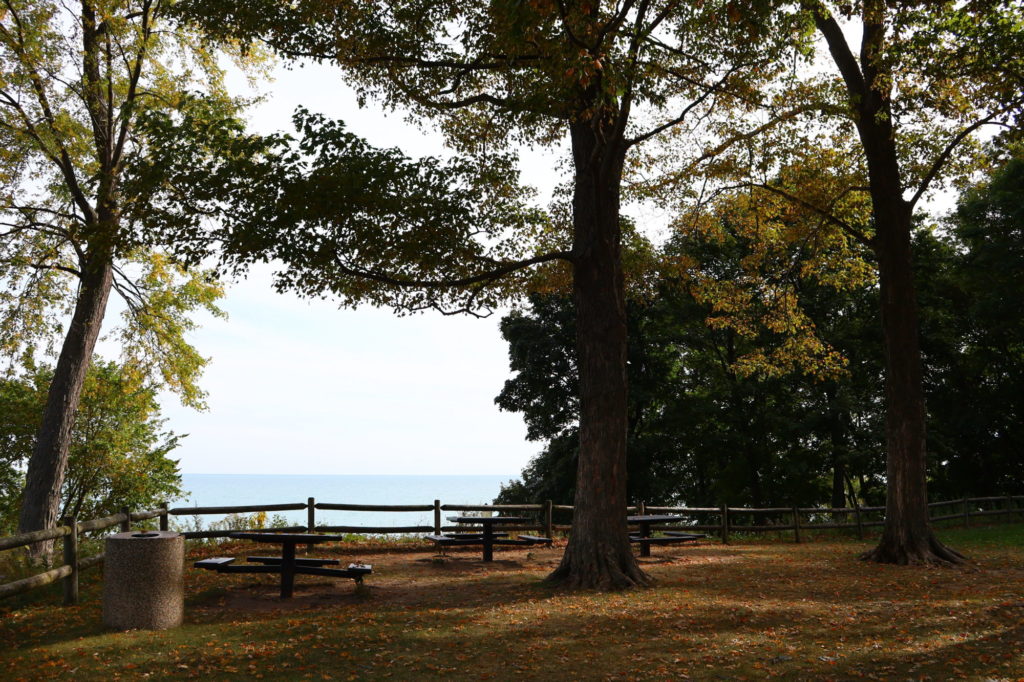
[2,494,1022,606]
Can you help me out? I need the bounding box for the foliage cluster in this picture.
[171,511,291,545]
[497,152,1024,508]
[0,359,183,534]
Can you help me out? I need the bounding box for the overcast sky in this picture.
[151,60,567,476]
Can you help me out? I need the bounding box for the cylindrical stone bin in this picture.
[102,530,184,630]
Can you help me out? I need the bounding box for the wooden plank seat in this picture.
[662,531,707,540]
[490,537,548,546]
[285,563,370,578]
[194,557,236,569]
[193,556,372,582]
[630,533,706,545]
[515,535,554,545]
[425,534,552,547]
[424,534,487,546]
[246,556,341,567]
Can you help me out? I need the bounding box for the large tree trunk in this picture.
[546,117,649,590]
[18,253,113,559]
[814,1,963,565]
[860,201,962,564]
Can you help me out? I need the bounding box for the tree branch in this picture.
[331,250,573,291]
[1,1,97,221]
[909,99,1024,209]
[684,104,817,167]
[627,63,745,147]
[112,0,155,172]
[806,1,866,101]
[0,258,82,278]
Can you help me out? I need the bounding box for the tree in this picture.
[498,151,1024,513]
[495,289,694,508]
[0,359,183,534]
[0,0,239,550]
[800,1,1022,564]
[701,1,1024,563]
[178,0,803,589]
[496,201,888,513]
[925,150,1024,498]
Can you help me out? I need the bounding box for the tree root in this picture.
[860,531,967,566]
[544,549,652,591]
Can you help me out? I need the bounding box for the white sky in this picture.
[152,60,567,476]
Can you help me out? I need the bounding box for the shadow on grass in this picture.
[3,533,1024,680]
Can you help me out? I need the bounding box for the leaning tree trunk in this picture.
[860,197,962,565]
[546,116,650,590]
[18,253,113,560]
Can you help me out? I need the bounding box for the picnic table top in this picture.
[445,515,532,524]
[626,514,685,524]
[229,532,347,544]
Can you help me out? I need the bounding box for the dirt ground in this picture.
[191,542,569,613]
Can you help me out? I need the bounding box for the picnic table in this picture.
[627,515,706,557]
[193,532,371,599]
[426,516,551,561]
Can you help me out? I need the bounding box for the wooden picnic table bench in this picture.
[627,515,707,556]
[425,534,553,547]
[428,516,552,561]
[192,532,372,598]
[629,533,706,546]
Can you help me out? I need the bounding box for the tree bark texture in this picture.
[862,202,962,564]
[18,254,113,559]
[546,117,650,590]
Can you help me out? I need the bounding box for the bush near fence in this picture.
[2,494,1021,606]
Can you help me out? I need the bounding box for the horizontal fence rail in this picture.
[2,494,1022,606]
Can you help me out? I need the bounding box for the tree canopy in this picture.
[0,0,247,550]
[174,0,815,589]
[165,0,1024,579]
[0,358,183,534]
[648,0,1024,564]
[497,150,1024,515]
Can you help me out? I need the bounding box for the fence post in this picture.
[963,497,970,528]
[61,516,78,606]
[1006,495,1014,523]
[159,501,169,531]
[792,506,801,544]
[544,499,553,538]
[120,506,131,533]
[720,504,729,545]
[307,497,316,553]
[853,503,864,540]
[433,500,441,535]
[639,500,646,515]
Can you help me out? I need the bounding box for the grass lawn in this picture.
[2,525,1022,680]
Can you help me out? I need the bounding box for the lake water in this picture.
[172,473,513,530]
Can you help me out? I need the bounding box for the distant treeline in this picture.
[496,155,1024,510]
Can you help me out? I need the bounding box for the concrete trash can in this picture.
[102,530,184,630]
